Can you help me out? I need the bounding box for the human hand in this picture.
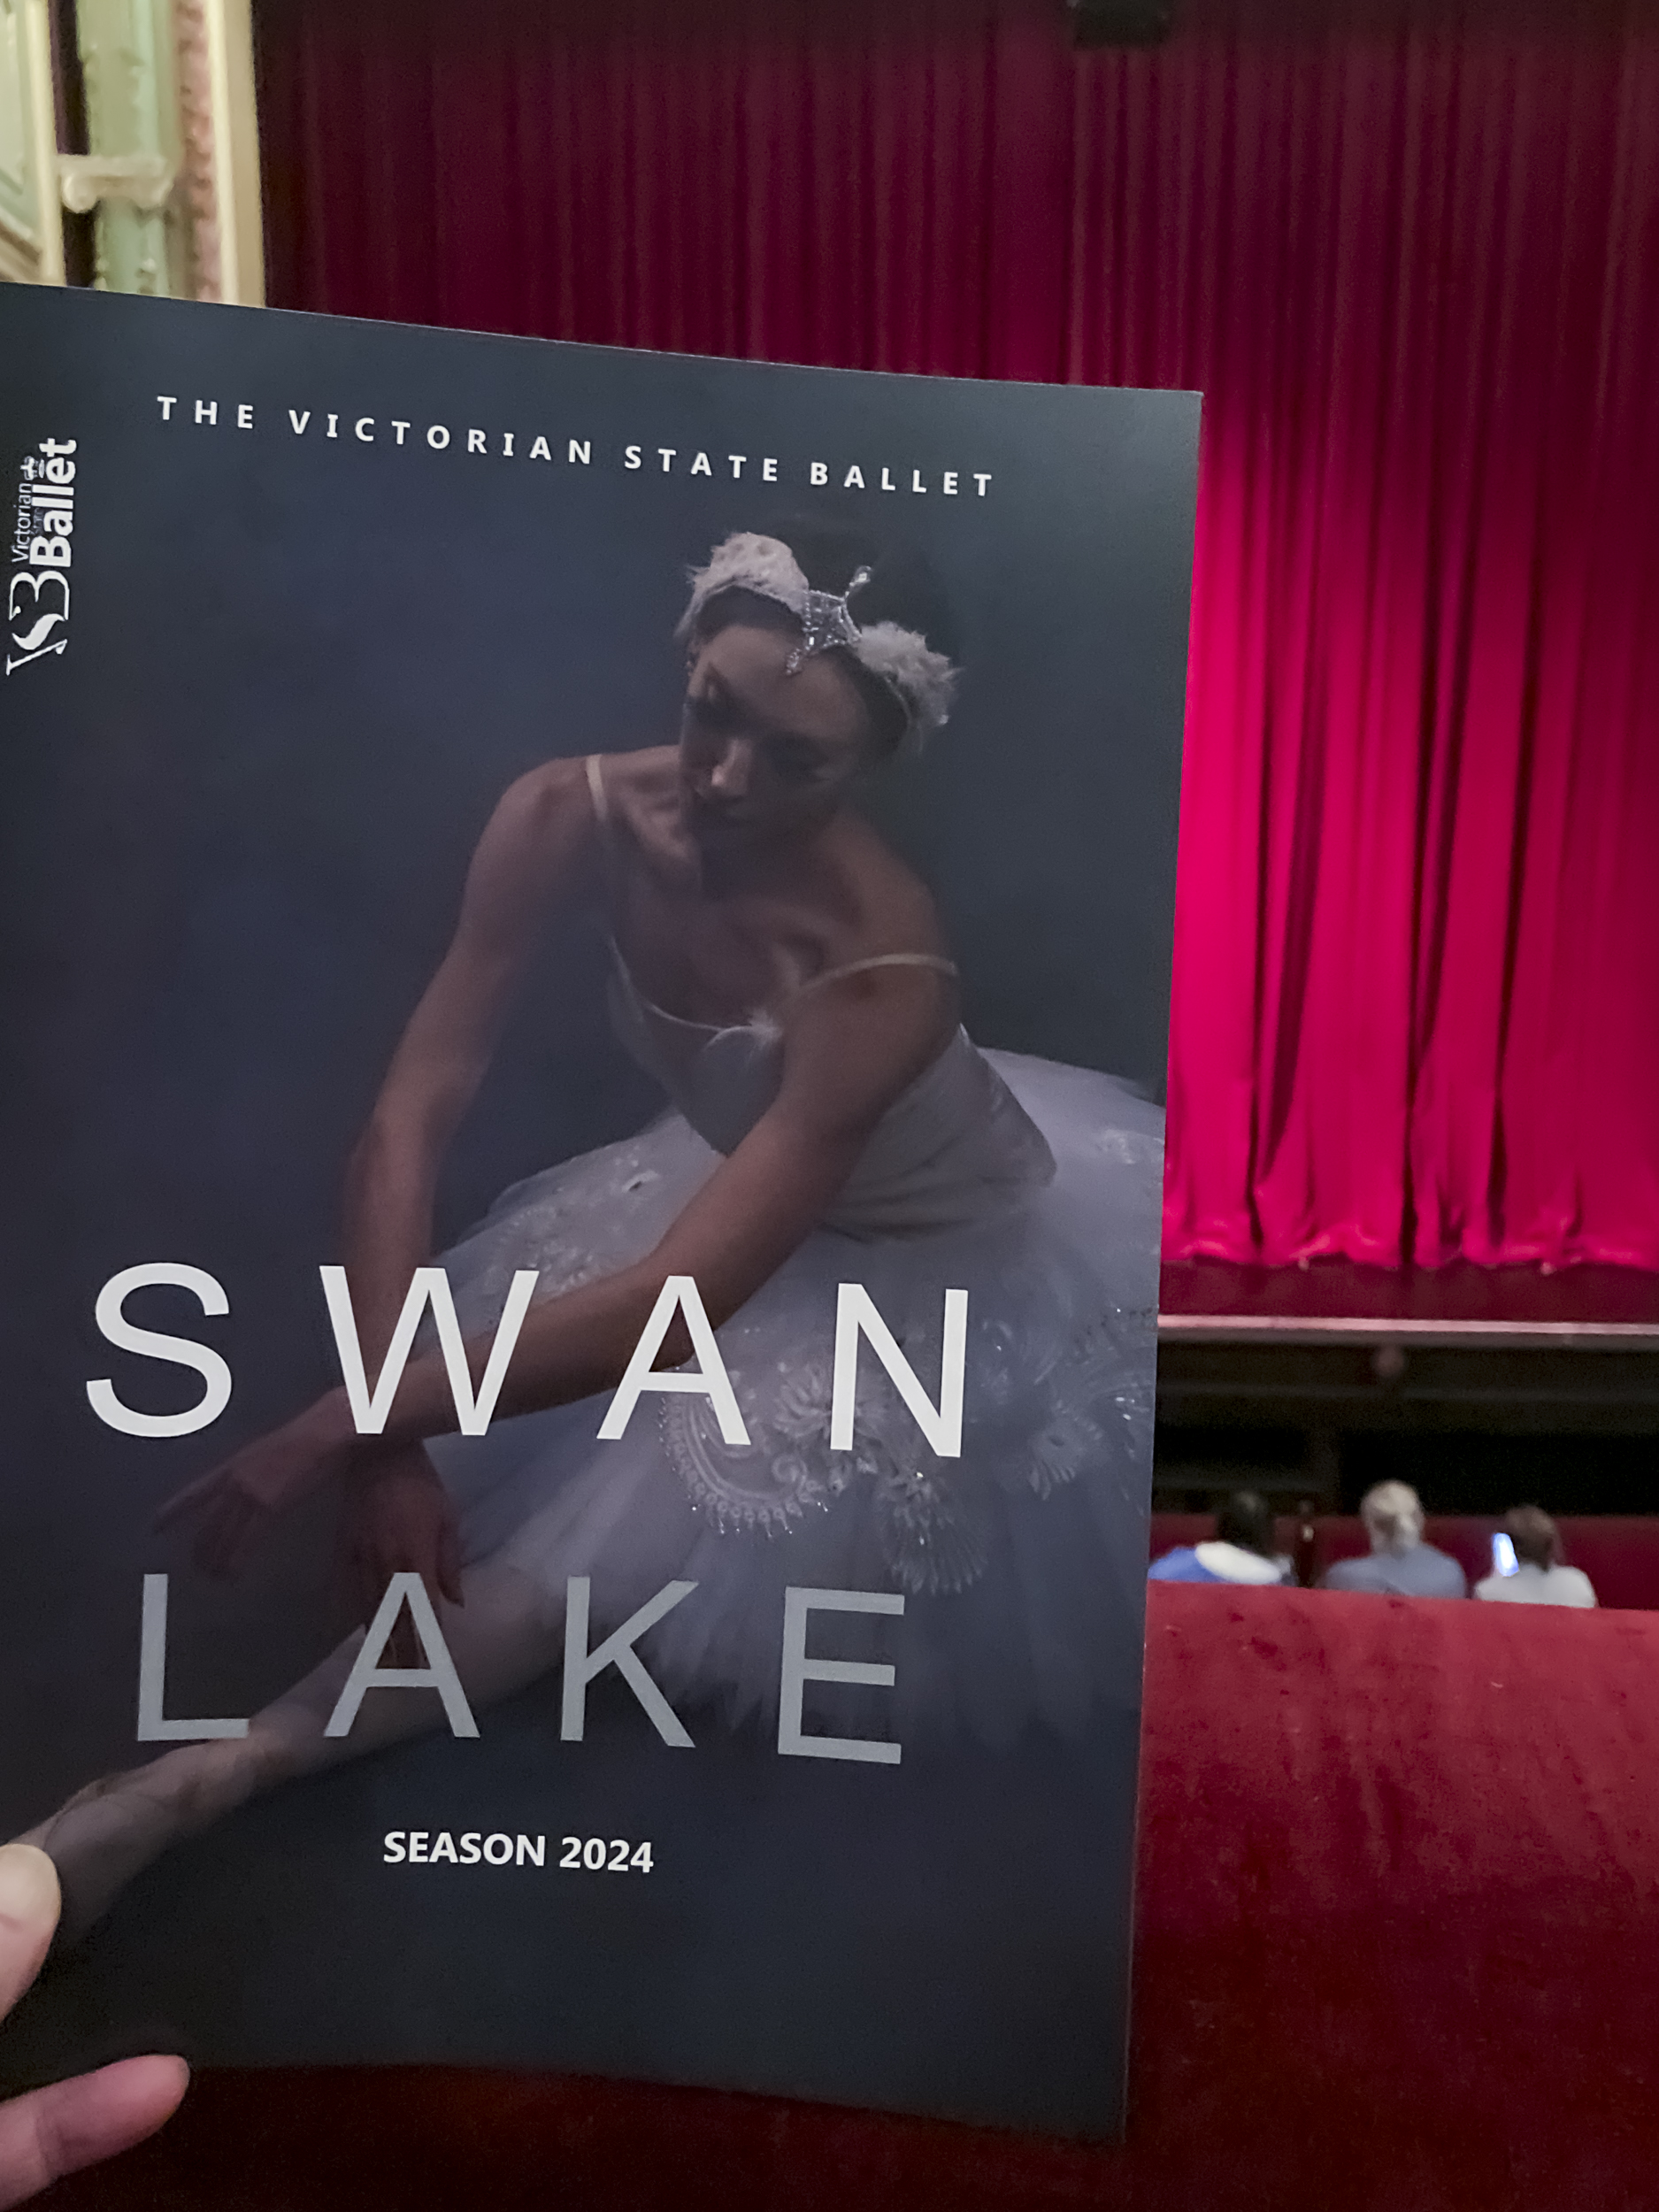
[342,1446,464,1664]
[0,1845,187,2208]
[156,1399,353,1578]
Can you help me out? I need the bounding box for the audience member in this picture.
[1474,1507,1597,1608]
[1321,1481,1466,1598]
[1148,1491,1291,1586]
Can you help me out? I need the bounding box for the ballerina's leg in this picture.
[17,1558,567,1943]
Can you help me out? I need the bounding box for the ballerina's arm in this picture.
[155,760,598,1602]
[339,757,598,1365]
[326,957,957,1447]
[160,955,957,1580]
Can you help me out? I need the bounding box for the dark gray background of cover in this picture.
[0,287,1197,2135]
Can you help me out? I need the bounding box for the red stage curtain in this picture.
[253,0,1659,1271]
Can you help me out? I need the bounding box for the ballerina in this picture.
[19,522,1164,1940]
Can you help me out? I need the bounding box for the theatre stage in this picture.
[1160,1253,1659,1338]
[1156,1260,1659,1506]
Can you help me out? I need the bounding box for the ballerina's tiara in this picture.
[676,532,957,749]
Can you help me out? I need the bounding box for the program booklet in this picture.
[0,285,1195,2139]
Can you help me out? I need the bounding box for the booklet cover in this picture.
[0,285,1195,2139]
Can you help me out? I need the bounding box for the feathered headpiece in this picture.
[677,533,957,750]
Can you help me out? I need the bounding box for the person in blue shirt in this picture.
[1320,1481,1466,1599]
[1148,1490,1290,1586]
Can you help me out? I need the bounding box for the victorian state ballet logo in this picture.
[7,437,77,676]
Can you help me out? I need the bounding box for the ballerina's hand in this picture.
[342,1447,464,1666]
[0,1845,187,2207]
[155,1409,349,1578]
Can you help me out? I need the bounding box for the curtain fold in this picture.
[254,0,1659,1270]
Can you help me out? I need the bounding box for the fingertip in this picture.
[63,2053,190,2160]
[150,2052,192,2111]
[104,2052,191,2123]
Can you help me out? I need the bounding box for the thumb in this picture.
[0,1844,61,2018]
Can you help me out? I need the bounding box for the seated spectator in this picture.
[1321,1481,1466,1599]
[1148,1491,1290,1586]
[1474,1506,1598,1609]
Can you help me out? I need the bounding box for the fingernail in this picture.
[0,1843,60,1929]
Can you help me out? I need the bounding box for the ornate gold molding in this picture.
[58,148,175,212]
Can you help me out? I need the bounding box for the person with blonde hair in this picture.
[1475,1507,1597,1608]
[1321,1480,1466,1598]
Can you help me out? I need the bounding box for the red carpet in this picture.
[46,1586,1659,2210]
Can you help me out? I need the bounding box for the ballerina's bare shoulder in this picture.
[534,744,955,1032]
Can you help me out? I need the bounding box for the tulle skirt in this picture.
[427,1051,1163,1748]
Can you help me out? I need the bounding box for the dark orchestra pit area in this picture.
[1154,1257,1659,1526]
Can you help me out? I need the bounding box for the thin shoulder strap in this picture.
[583,752,612,840]
[787,952,959,1009]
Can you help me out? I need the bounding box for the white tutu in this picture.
[425,963,1163,1751]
